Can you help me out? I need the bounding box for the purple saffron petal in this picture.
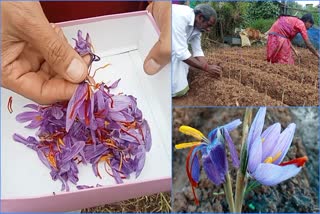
[252,163,301,186]
[109,78,121,89]
[61,141,85,162]
[13,133,39,150]
[203,152,225,186]
[191,153,200,183]
[247,137,262,173]
[142,120,152,152]
[209,143,228,178]
[51,107,64,120]
[208,128,218,142]
[208,119,242,142]
[95,90,107,112]
[261,123,281,161]
[90,129,97,151]
[223,119,242,132]
[135,149,146,178]
[120,111,135,122]
[247,107,266,153]
[16,111,40,123]
[120,129,142,144]
[76,185,94,190]
[223,128,240,168]
[66,83,88,132]
[85,33,90,43]
[271,123,296,164]
[37,149,51,169]
[24,104,39,110]
[110,95,132,112]
[24,119,42,129]
[109,112,126,121]
[112,168,123,184]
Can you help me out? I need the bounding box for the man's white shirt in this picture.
[172,4,204,95]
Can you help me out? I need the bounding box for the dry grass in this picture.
[81,192,171,213]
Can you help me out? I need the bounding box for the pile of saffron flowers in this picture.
[13,30,151,191]
[175,107,307,212]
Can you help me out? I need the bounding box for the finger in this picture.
[43,24,91,77]
[6,71,78,104]
[51,23,68,43]
[144,1,171,75]
[15,2,88,83]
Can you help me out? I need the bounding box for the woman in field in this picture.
[267,14,319,64]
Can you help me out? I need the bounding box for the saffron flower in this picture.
[247,107,307,186]
[13,30,151,191]
[175,119,241,204]
[73,30,100,62]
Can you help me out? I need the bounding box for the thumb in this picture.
[144,37,171,75]
[143,2,171,75]
[14,2,88,83]
[33,26,88,83]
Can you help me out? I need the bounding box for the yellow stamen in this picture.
[58,138,65,146]
[35,115,42,121]
[179,125,205,140]
[175,141,202,149]
[56,142,61,153]
[264,156,273,163]
[261,137,265,143]
[93,63,110,74]
[47,153,57,169]
[273,151,282,162]
[99,154,112,162]
[104,121,109,126]
[119,154,123,171]
[263,152,282,163]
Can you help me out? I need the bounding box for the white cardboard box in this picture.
[1,11,171,212]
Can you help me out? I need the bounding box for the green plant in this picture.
[247,18,276,33]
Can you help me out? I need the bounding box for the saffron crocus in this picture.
[247,107,307,186]
[175,119,241,204]
[73,30,93,56]
[15,104,43,129]
[73,30,100,62]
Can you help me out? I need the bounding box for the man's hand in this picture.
[2,2,88,104]
[204,64,222,78]
[144,1,171,75]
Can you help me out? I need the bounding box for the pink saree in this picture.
[267,16,308,64]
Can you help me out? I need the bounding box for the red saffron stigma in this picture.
[279,156,308,167]
[69,90,88,119]
[186,146,199,205]
[7,96,13,114]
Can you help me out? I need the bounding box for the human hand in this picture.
[204,64,222,78]
[144,1,171,75]
[1,2,88,104]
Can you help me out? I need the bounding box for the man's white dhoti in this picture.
[172,4,205,97]
[172,54,189,96]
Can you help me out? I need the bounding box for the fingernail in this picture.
[67,58,85,82]
[145,58,161,74]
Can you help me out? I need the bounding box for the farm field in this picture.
[173,46,318,106]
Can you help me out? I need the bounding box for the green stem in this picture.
[235,108,252,213]
[224,172,235,213]
[235,171,247,212]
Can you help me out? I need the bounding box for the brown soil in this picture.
[173,47,318,106]
[172,108,319,212]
